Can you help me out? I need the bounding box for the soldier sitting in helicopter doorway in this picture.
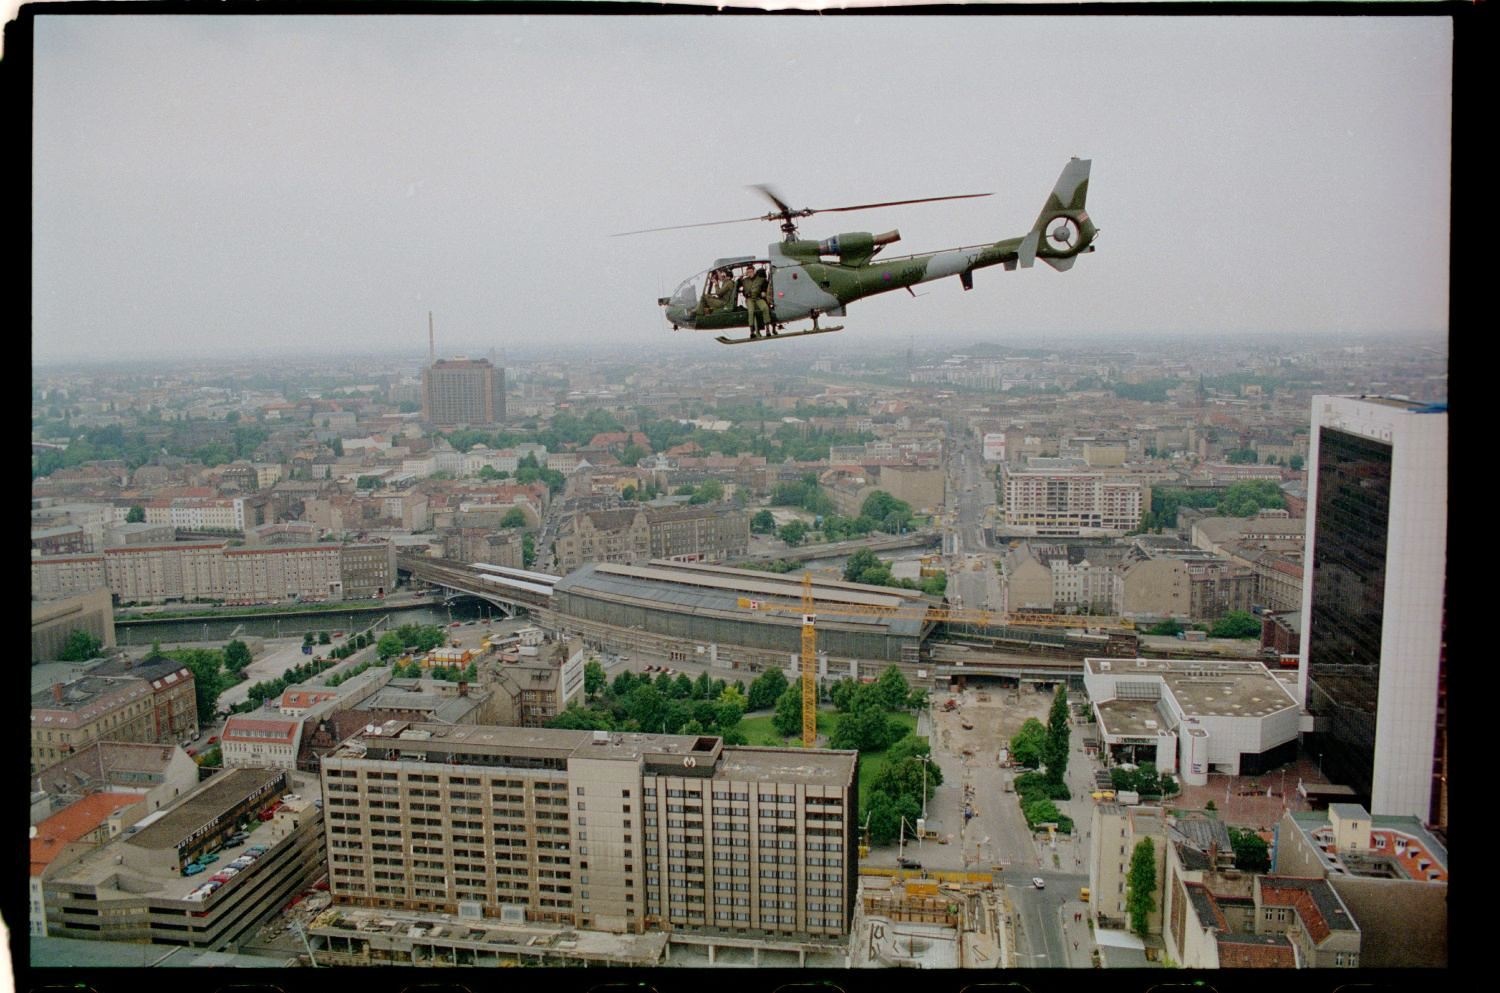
[740,265,774,337]
[699,269,736,316]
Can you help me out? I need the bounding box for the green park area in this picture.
[547,661,936,847]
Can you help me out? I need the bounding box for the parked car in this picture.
[1032,877,1046,889]
[183,863,205,876]
[897,857,922,869]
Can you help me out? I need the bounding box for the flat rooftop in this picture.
[49,799,285,900]
[1087,658,1298,719]
[309,906,668,965]
[128,767,285,851]
[716,747,858,788]
[555,561,932,637]
[333,722,723,765]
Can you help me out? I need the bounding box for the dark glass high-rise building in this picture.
[1300,397,1446,824]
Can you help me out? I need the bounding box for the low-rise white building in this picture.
[1083,657,1300,779]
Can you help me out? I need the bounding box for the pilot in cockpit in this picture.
[699,269,737,315]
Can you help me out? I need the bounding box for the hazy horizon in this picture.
[33,14,1451,365]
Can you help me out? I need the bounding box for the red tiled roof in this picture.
[281,689,338,709]
[1260,882,1330,943]
[30,792,143,875]
[222,716,298,743]
[1215,934,1295,968]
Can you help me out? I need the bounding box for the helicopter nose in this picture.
[663,301,695,327]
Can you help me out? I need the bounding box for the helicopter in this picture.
[616,158,1097,345]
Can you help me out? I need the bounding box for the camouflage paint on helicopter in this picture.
[655,158,1097,344]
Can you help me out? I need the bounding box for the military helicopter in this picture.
[615,158,1097,345]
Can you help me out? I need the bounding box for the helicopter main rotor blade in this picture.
[811,192,993,215]
[748,184,797,216]
[610,214,776,237]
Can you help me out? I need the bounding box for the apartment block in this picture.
[645,505,750,563]
[32,676,159,773]
[1002,469,1145,536]
[320,724,857,938]
[553,508,651,574]
[422,358,506,428]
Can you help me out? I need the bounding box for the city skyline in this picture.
[32,13,1451,364]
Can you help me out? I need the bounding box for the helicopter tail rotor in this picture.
[1028,157,1097,271]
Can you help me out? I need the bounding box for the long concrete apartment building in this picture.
[320,723,857,939]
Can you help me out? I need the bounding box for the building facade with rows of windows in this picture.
[319,723,858,938]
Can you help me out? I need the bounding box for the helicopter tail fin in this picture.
[1029,158,1095,272]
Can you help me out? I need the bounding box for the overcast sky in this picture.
[31,13,1451,365]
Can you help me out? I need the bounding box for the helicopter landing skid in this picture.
[716,325,844,345]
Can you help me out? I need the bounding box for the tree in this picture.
[874,665,910,713]
[1227,827,1272,873]
[772,679,808,738]
[1010,718,1048,769]
[717,683,747,711]
[168,648,228,721]
[223,639,252,673]
[689,479,724,505]
[319,631,332,645]
[584,660,607,699]
[500,507,527,528]
[715,699,745,731]
[777,520,808,546]
[1288,454,1304,471]
[859,491,913,531]
[829,678,858,713]
[843,548,883,583]
[548,703,612,731]
[377,632,405,661]
[1225,448,1258,464]
[1043,685,1071,785]
[693,671,713,700]
[1146,619,1183,637]
[829,697,900,751]
[57,629,104,662]
[125,505,146,523]
[751,510,776,534]
[523,533,536,568]
[1127,838,1159,938]
[1209,610,1261,639]
[747,668,789,712]
[625,684,669,733]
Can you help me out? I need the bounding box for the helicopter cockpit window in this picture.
[670,273,703,312]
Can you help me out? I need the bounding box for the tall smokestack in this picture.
[429,312,435,365]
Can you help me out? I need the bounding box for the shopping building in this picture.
[1082,657,1301,779]
[40,768,325,949]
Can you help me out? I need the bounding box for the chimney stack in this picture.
[458,680,468,698]
[53,683,64,704]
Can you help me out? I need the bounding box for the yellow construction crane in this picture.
[740,574,1132,748]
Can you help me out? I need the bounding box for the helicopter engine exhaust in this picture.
[817,230,901,265]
